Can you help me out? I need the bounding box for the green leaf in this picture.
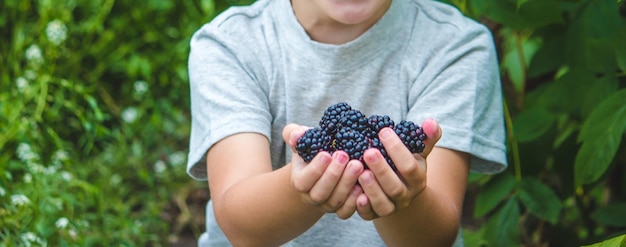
[475,172,516,217]
[575,89,626,186]
[526,69,594,114]
[586,37,617,74]
[581,234,626,247]
[517,178,562,224]
[616,28,626,72]
[473,0,563,30]
[591,203,626,227]
[527,27,566,78]
[582,75,619,118]
[483,198,521,247]
[500,28,541,93]
[513,107,556,143]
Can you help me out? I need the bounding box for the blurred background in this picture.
[1,0,625,246]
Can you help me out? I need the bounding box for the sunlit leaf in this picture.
[502,30,542,93]
[581,234,626,247]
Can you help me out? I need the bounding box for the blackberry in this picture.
[334,128,369,161]
[296,127,332,162]
[319,102,352,134]
[394,120,427,153]
[338,109,369,133]
[296,102,427,169]
[369,137,395,170]
[368,115,395,134]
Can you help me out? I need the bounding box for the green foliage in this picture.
[0,0,238,245]
[441,0,626,246]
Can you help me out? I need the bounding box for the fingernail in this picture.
[336,152,348,164]
[360,172,374,185]
[349,162,362,175]
[364,151,380,163]
[379,128,393,140]
[320,153,332,164]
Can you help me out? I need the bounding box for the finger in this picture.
[323,159,364,211]
[282,124,309,151]
[362,148,407,203]
[378,127,419,180]
[356,193,377,220]
[336,185,363,219]
[309,152,349,205]
[292,151,332,193]
[419,118,442,158]
[358,170,396,217]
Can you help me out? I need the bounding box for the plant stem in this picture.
[504,99,522,182]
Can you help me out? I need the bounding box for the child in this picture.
[186,0,507,246]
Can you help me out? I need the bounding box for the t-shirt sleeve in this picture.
[407,21,508,174]
[186,24,272,180]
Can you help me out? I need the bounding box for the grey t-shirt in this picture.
[187,0,508,246]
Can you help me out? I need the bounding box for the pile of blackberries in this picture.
[296,102,427,170]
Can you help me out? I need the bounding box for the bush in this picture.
[439,0,626,246]
[0,0,241,245]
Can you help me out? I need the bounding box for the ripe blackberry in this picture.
[296,102,428,169]
[368,115,395,134]
[296,127,332,162]
[394,120,427,153]
[319,102,352,134]
[338,109,369,133]
[334,128,369,161]
[369,137,395,170]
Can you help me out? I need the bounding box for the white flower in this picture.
[45,19,68,46]
[68,229,77,239]
[133,80,149,96]
[121,107,138,123]
[11,194,30,206]
[0,187,5,196]
[168,151,186,166]
[16,77,29,92]
[28,163,45,174]
[25,44,43,67]
[16,143,39,162]
[60,171,72,182]
[154,160,166,173]
[53,150,69,162]
[55,217,69,229]
[20,232,45,246]
[23,174,32,183]
[44,165,58,175]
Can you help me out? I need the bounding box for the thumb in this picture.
[419,118,442,158]
[282,123,309,151]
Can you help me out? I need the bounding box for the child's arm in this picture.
[357,119,470,247]
[206,125,363,246]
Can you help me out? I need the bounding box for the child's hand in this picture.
[282,124,365,219]
[355,118,442,220]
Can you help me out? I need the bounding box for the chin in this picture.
[324,0,389,25]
